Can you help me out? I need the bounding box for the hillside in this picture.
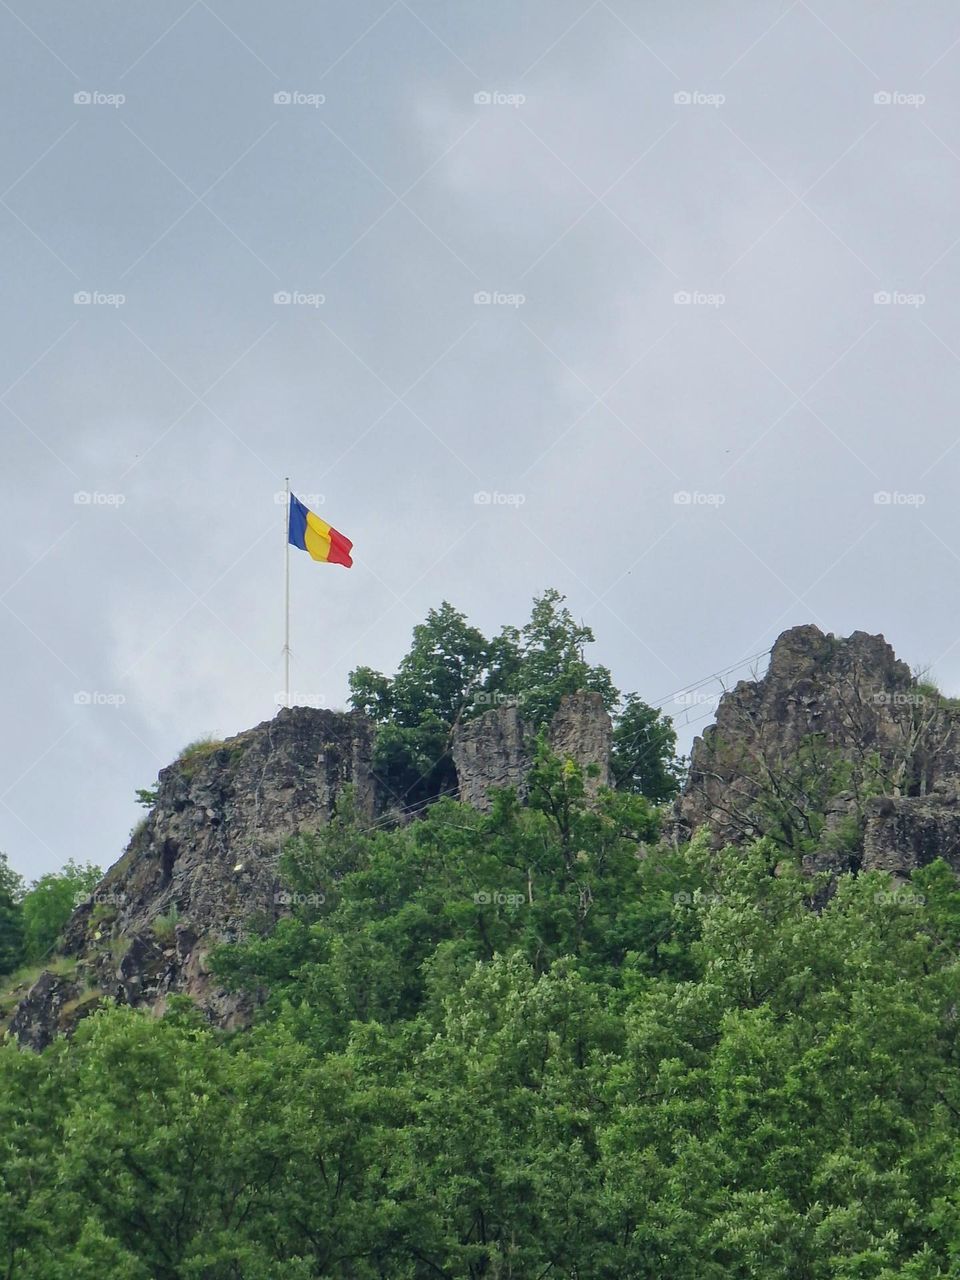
[4,623,960,1276]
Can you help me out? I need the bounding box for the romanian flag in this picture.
[288,493,353,568]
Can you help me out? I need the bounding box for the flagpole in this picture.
[283,476,291,708]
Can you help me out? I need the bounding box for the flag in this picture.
[288,493,353,568]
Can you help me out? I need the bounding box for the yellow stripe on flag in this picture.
[306,511,333,538]
[304,525,332,562]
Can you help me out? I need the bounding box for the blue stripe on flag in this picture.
[288,493,309,551]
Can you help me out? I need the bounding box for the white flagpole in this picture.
[284,477,291,708]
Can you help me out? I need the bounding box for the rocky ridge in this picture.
[12,625,960,1049]
[8,694,613,1048]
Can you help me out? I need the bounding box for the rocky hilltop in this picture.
[678,624,960,880]
[11,625,960,1049]
[9,692,613,1049]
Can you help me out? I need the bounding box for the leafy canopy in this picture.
[349,587,679,806]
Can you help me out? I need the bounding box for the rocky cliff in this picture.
[677,623,960,879]
[10,707,378,1048]
[9,694,614,1048]
[451,690,612,810]
[15,625,960,1049]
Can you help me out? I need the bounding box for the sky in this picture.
[4,0,960,880]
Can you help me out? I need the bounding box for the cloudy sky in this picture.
[3,0,960,880]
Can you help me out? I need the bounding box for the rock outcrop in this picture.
[452,691,613,812]
[452,702,531,809]
[15,708,379,1038]
[861,792,960,880]
[7,971,96,1052]
[678,624,960,850]
[10,693,616,1045]
[19,623,960,1048]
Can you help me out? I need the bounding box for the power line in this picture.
[650,648,771,710]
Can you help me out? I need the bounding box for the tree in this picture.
[611,693,684,802]
[0,851,24,977]
[348,590,621,806]
[349,602,495,806]
[513,588,618,725]
[21,860,102,964]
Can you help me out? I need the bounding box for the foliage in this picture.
[20,861,102,965]
[7,767,960,1276]
[9,625,960,1275]
[0,851,24,977]
[151,905,180,945]
[349,589,674,807]
[611,692,684,801]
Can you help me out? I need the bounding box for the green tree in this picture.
[350,601,494,805]
[348,590,621,806]
[0,851,24,977]
[21,860,102,964]
[611,692,684,801]
[513,588,618,725]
